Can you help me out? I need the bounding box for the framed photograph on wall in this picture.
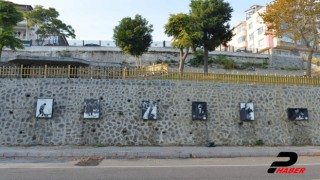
[287,108,308,120]
[240,103,255,121]
[35,99,53,118]
[192,102,207,120]
[83,99,100,119]
[142,100,157,120]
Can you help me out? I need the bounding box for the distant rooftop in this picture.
[245,5,264,20]
[13,3,33,11]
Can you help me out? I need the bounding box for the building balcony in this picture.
[16,19,28,27]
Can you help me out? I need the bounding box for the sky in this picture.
[9,0,272,41]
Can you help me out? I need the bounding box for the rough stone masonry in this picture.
[0,78,318,146]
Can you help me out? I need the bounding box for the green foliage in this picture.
[190,0,234,73]
[0,0,24,27]
[190,0,233,49]
[0,0,24,58]
[212,56,235,69]
[280,67,302,71]
[113,14,153,58]
[235,62,269,70]
[25,5,76,45]
[164,13,201,50]
[189,50,204,67]
[255,139,264,146]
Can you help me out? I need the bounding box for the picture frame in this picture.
[287,108,308,121]
[35,99,53,118]
[192,102,207,120]
[239,102,255,121]
[142,100,157,120]
[83,99,100,119]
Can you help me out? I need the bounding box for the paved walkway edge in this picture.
[1,146,320,158]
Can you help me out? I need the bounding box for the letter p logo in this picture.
[268,152,298,174]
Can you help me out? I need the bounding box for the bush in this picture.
[255,139,264,146]
[189,50,204,67]
[235,62,269,70]
[212,56,235,69]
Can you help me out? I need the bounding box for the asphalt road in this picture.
[0,157,319,180]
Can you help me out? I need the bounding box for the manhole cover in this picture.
[75,156,104,166]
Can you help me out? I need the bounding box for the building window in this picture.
[258,27,264,35]
[249,33,254,41]
[238,36,246,43]
[237,25,246,33]
[258,38,264,47]
[249,23,253,30]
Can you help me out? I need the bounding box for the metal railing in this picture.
[27,40,173,48]
[0,64,319,86]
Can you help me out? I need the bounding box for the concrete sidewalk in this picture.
[1,146,320,159]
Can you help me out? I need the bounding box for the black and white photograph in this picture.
[83,99,100,119]
[192,102,207,120]
[240,103,255,121]
[287,108,308,120]
[35,99,53,118]
[142,100,157,120]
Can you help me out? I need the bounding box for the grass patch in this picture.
[255,139,264,146]
[235,62,269,70]
[211,56,235,69]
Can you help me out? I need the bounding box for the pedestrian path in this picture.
[1,146,320,158]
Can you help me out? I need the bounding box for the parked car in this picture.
[84,43,100,47]
[236,48,252,53]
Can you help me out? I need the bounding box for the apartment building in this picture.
[13,2,68,46]
[227,5,320,59]
[13,3,36,43]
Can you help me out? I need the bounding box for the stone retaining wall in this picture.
[0,78,319,146]
[1,47,269,67]
[270,55,304,69]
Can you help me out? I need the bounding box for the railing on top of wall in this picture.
[0,64,319,86]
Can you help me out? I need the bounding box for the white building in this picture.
[227,5,320,59]
[13,3,36,43]
[13,3,68,46]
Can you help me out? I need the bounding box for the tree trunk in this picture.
[203,47,209,74]
[135,56,138,67]
[0,46,3,61]
[139,56,142,68]
[179,48,189,79]
[306,49,314,77]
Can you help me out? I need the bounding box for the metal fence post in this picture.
[68,65,71,78]
[44,64,47,78]
[122,67,127,79]
[20,64,23,78]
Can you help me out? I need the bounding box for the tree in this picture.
[25,5,76,45]
[190,0,233,73]
[0,0,24,59]
[260,0,320,77]
[113,14,153,67]
[164,13,201,78]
